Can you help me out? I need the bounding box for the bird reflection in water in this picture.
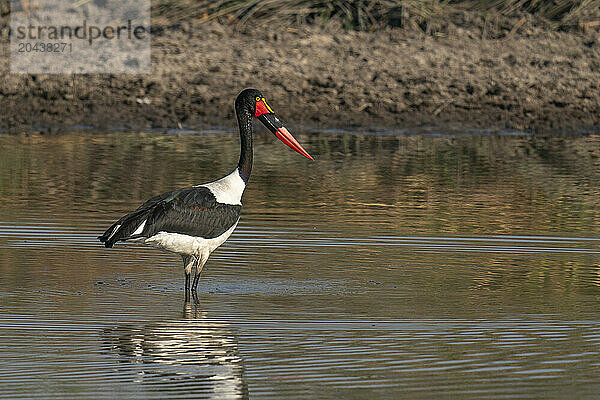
[102,299,249,399]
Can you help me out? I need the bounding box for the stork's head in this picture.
[236,89,313,160]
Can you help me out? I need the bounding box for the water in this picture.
[1,131,600,398]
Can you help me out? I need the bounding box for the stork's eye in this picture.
[255,96,261,102]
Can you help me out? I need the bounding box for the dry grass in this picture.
[153,0,600,31]
[154,0,447,30]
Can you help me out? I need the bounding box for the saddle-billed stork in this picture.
[99,89,313,295]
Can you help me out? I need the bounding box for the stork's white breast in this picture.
[198,168,246,206]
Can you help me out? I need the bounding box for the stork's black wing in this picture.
[99,187,241,248]
[141,187,241,239]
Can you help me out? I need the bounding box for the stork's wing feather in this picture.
[99,187,241,248]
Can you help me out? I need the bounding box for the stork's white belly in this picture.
[142,220,239,256]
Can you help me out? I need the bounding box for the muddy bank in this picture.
[1,20,599,133]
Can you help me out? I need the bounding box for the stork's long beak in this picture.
[256,100,314,160]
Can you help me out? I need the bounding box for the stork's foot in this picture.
[184,290,200,309]
[183,291,201,318]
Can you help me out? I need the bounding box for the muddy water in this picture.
[1,132,600,398]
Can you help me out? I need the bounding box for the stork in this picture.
[99,89,313,296]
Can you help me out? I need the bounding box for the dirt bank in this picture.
[1,18,599,133]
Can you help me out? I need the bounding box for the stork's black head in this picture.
[235,88,263,113]
[235,88,313,160]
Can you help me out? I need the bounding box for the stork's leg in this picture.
[191,254,208,293]
[192,273,201,293]
[191,289,200,306]
[182,255,194,299]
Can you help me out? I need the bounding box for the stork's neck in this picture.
[236,105,253,183]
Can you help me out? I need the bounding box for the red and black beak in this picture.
[255,98,314,160]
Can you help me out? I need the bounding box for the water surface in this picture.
[1,132,600,398]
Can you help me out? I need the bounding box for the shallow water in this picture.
[1,131,600,398]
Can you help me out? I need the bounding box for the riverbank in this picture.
[1,16,599,134]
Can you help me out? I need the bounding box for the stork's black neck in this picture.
[236,103,253,183]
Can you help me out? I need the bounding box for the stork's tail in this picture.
[98,222,121,248]
[99,209,149,248]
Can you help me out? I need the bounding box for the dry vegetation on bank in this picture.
[153,0,600,32]
[0,0,599,133]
